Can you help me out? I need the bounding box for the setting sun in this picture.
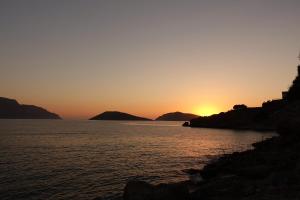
[194,105,219,117]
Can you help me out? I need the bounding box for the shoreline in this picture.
[123,130,300,200]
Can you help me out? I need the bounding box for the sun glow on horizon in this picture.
[194,105,220,117]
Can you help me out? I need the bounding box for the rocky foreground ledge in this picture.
[123,130,300,200]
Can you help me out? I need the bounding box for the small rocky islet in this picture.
[122,65,300,200]
[156,112,199,121]
[89,111,152,121]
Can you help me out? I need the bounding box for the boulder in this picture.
[124,181,154,200]
[124,180,190,200]
[182,122,190,127]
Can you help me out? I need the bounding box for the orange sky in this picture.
[1,1,300,119]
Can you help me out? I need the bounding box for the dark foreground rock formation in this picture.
[0,97,61,119]
[190,135,300,200]
[156,112,199,121]
[90,111,151,121]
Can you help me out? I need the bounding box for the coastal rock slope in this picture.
[0,97,61,119]
[90,111,151,121]
[156,112,199,121]
[189,105,274,130]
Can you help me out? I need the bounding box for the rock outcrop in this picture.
[124,180,189,200]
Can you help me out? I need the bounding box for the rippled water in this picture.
[0,120,276,200]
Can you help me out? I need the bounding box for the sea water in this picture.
[0,120,276,200]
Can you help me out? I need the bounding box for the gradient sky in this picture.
[1,0,300,119]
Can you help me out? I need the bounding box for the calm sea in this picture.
[0,120,276,200]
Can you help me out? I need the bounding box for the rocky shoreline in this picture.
[123,128,300,200]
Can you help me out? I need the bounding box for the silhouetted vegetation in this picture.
[233,104,247,110]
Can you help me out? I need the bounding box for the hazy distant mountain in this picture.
[90,111,151,121]
[0,97,61,119]
[156,112,199,121]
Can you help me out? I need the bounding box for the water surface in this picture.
[0,120,276,200]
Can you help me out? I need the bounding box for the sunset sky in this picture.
[1,0,300,119]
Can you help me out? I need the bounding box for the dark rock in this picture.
[233,104,248,110]
[124,181,154,200]
[183,169,201,175]
[92,197,103,200]
[183,169,203,184]
[153,183,189,200]
[182,122,189,127]
[90,111,151,121]
[237,165,272,179]
[190,175,247,200]
[277,118,300,135]
[123,181,189,200]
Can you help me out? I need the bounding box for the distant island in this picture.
[90,111,151,121]
[156,112,199,121]
[0,97,61,119]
